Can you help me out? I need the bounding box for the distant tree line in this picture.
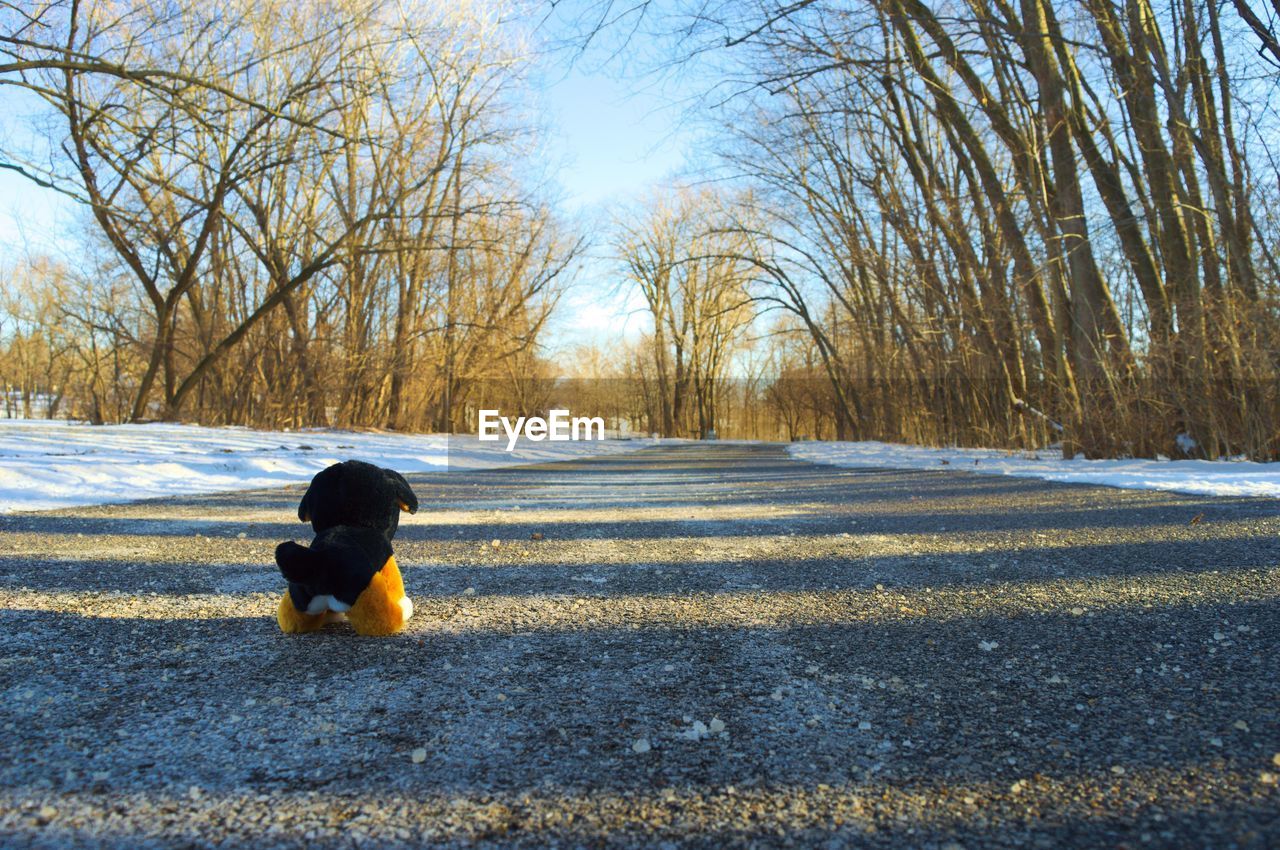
[5,0,1280,460]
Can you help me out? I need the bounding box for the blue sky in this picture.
[538,60,695,350]
[0,86,75,263]
[542,64,689,210]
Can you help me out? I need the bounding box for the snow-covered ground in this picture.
[0,420,659,513]
[788,441,1280,499]
[5,419,1275,513]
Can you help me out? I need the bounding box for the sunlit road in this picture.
[1,442,1277,848]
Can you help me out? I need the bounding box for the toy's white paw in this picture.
[399,596,414,622]
[305,594,351,615]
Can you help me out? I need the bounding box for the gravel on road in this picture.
[0,442,1277,848]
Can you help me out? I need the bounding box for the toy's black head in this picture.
[297,460,418,540]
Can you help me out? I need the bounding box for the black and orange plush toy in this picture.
[274,460,419,636]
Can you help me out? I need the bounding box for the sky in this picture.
[542,64,689,210]
[0,86,74,263]
[536,60,692,351]
[0,11,697,353]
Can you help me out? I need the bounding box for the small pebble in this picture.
[632,738,651,754]
[411,748,427,764]
[680,720,709,740]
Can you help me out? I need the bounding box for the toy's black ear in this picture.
[297,488,312,523]
[384,468,417,514]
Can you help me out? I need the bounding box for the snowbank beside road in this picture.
[788,440,1280,499]
[0,420,656,513]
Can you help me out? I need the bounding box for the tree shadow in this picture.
[2,524,1276,595]
[2,453,1272,541]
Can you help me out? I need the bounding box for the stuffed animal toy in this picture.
[274,460,419,636]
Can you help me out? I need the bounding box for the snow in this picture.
[789,440,1280,499]
[5,419,1274,513]
[0,419,658,513]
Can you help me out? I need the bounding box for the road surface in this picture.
[1,443,1277,848]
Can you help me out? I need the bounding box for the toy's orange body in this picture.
[347,556,412,635]
[276,590,326,634]
[275,461,418,636]
[276,555,412,636]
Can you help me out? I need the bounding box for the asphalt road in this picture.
[1,442,1277,848]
